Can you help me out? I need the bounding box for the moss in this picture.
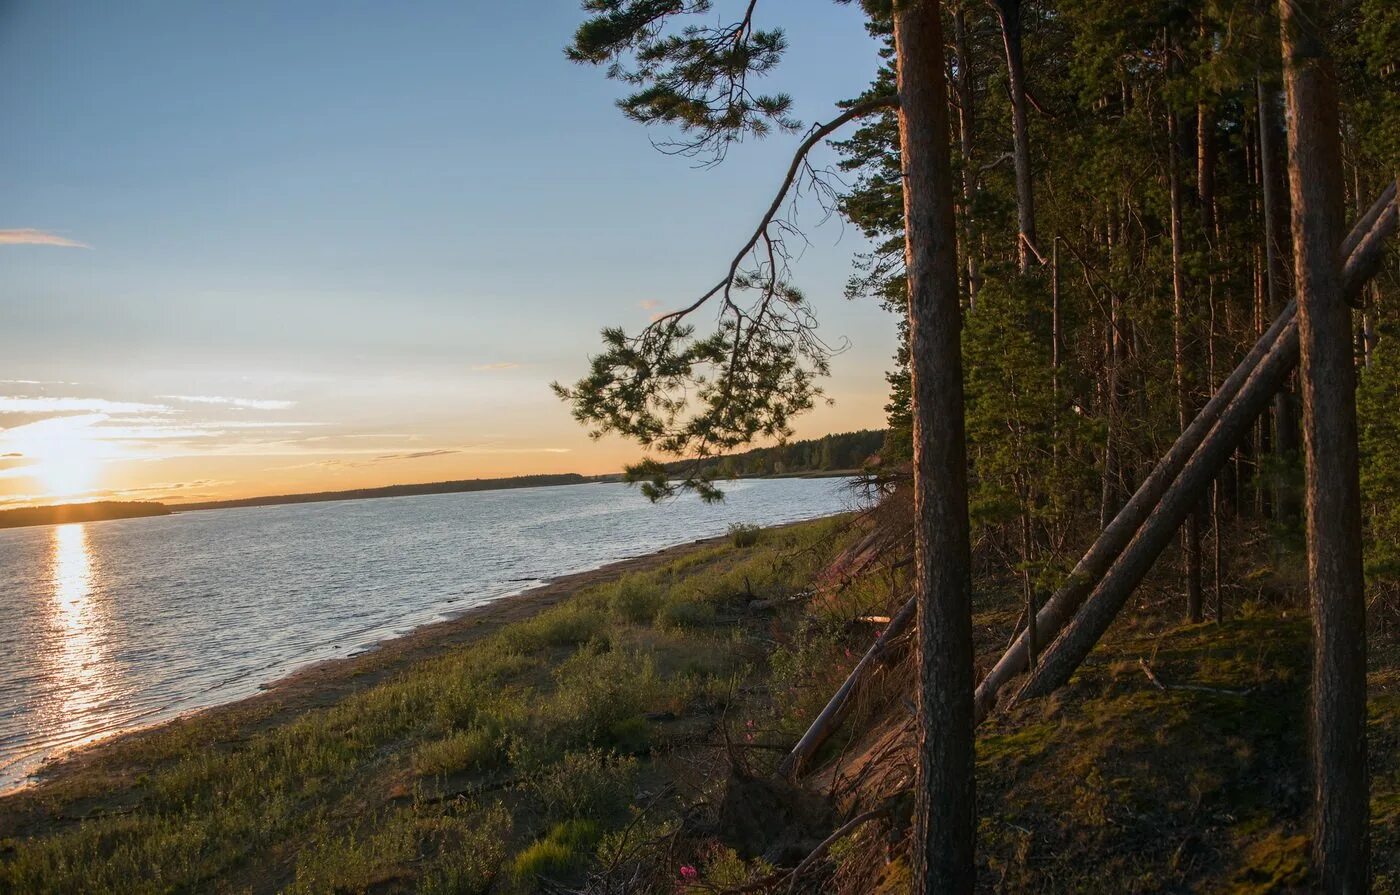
[1227,833,1310,894]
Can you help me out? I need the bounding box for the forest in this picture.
[555,0,1398,890]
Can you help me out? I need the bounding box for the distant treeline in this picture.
[0,501,171,530]
[178,473,591,511]
[663,429,886,479]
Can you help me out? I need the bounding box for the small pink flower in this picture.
[745,732,755,742]
[680,864,699,880]
[745,719,756,729]
[874,628,885,639]
[844,648,853,659]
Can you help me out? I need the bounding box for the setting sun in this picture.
[6,415,106,501]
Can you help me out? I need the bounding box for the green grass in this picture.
[0,516,847,894]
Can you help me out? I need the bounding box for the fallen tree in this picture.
[777,181,1398,779]
[1016,180,1397,701]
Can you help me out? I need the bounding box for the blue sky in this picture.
[0,0,897,505]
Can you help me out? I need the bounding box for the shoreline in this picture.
[0,524,787,802]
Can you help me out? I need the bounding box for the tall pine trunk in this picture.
[1279,3,1370,888]
[894,1,976,890]
[1168,104,1206,623]
[994,0,1037,272]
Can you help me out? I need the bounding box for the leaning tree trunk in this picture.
[778,187,1392,778]
[1015,183,1395,702]
[893,1,976,890]
[1279,3,1371,889]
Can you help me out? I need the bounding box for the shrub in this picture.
[511,820,601,886]
[500,602,606,652]
[413,726,500,777]
[608,574,662,624]
[524,749,638,821]
[605,715,652,754]
[657,597,716,629]
[537,644,660,752]
[728,522,762,548]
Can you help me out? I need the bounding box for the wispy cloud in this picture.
[638,299,660,310]
[0,229,89,248]
[159,394,296,410]
[372,449,459,463]
[0,396,169,414]
[471,362,520,371]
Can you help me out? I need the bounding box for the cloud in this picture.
[0,396,168,414]
[159,394,296,410]
[638,299,661,310]
[0,229,89,248]
[471,362,520,371]
[371,449,460,463]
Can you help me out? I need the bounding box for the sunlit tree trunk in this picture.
[893,1,975,890]
[1279,2,1370,888]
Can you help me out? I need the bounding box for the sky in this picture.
[0,0,898,508]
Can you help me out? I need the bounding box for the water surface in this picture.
[0,477,856,791]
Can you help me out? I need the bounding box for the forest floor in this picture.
[0,515,1394,893]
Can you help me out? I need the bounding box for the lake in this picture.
[0,477,857,791]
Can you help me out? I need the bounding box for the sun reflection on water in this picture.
[46,523,116,750]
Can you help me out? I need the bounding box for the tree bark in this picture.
[993,0,1037,273]
[894,1,976,890]
[1279,3,1370,888]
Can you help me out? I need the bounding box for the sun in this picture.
[9,415,107,501]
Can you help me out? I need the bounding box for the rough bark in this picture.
[1280,3,1370,888]
[894,1,976,889]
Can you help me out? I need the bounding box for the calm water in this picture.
[0,477,855,791]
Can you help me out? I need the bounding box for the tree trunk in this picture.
[893,1,976,890]
[1169,106,1206,623]
[1014,181,1395,705]
[777,189,1393,779]
[1258,75,1301,524]
[1279,3,1370,887]
[994,0,1037,272]
[952,3,981,300]
[978,180,1394,718]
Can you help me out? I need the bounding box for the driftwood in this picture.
[776,182,1397,779]
[1016,182,1397,702]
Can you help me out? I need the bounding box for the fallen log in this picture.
[1015,182,1396,702]
[976,178,1396,720]
[776,598,916,778]
[775,183,1397,778]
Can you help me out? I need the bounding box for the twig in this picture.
[1138,658,1253,696]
